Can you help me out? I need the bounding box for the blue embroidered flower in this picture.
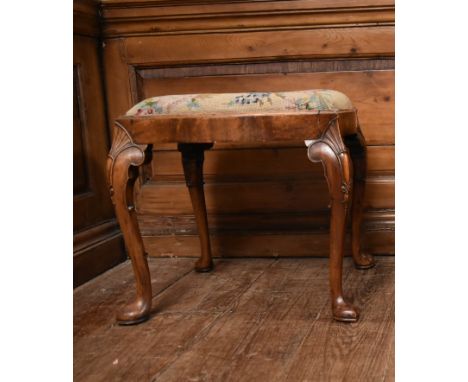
[294,94,329,111]
[228,92,272,106]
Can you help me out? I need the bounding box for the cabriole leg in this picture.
[178,143,214,272]
[345,129,375,269]
[107,122,152,325]
[308,119,359,322]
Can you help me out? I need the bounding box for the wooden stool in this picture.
[107,90,375,325]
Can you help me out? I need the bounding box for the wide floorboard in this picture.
[74,256,394,381]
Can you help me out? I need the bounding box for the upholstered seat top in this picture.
[126,89,354,117]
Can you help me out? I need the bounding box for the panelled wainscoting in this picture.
[73,0,126,286]
[73,0,395,283]
[99,0,395,260]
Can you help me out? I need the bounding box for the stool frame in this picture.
[107,110,375,325]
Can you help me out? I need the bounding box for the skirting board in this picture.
[73,221,126,287]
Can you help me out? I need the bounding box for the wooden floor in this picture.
[74,256,394,381]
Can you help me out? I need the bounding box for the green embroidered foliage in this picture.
[136,100,163,115]
[186,98,201,110]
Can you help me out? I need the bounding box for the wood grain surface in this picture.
[101,0,394,37]
[74,256,394,381]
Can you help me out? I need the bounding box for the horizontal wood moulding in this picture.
[73,219,121,252]
[102,0,394,8]
[74,234,126,287]
[138,69,394,145]
[122,27,394,64]
[138,209,394,236]
[136,176,394,215]
[73,219,126,287]
[149,145,394,180]
[138,59,394,79]
[101,0,394,37]
[141,230,394,258]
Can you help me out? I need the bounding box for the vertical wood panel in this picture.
[73,35,114,230]
[74,0,126,286]
[73,65,89,195]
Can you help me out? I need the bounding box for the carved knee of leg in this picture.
[307,121,352,204]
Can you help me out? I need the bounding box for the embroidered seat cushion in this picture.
[126,90,354,117]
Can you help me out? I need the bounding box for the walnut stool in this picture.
[107,90,375,325]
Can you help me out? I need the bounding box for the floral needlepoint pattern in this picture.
[186,98,201,110]
[293,94,329,111]
[134,100,163,116]
[228,92,273,107]
[126,89,354,116]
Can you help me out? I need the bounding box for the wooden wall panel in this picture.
[101,0,395,37]
[136,179,393,215]
[137,209,394,235]
[123,27,394,64]
[139,69,394,145]
[73,66,89,195]
[101,0,395,259]
[141,230,394,258]
[150,146,394,178]
[73,36,113,231]
[73,0,126,286]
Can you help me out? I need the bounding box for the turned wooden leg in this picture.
[345,129,375,269]
[107,122,152,325]
[178,143,214,272]
[308,119,359,322]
